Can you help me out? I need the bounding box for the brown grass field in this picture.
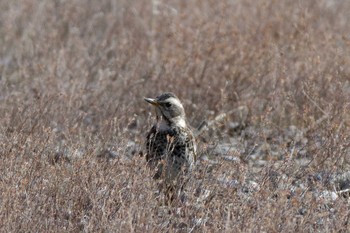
[0,0,350,232]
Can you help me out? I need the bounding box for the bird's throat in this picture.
[156,115,186,131]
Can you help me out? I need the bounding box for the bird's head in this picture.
[144,92,186,128]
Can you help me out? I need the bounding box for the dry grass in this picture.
[0,0,350,232]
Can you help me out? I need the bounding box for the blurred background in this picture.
[0,0,349,231]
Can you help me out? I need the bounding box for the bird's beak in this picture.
[144,97,159,106]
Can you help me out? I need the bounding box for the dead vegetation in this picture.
[0,0,350,232]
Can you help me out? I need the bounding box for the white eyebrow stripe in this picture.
[167,97,184,108]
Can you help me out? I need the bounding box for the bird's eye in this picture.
[165,102,172,108]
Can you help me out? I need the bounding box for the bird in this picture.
[144,92,196,201]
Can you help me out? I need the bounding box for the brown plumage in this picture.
[144,92,196,201]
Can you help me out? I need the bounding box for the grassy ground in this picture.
[0,0,350,232]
